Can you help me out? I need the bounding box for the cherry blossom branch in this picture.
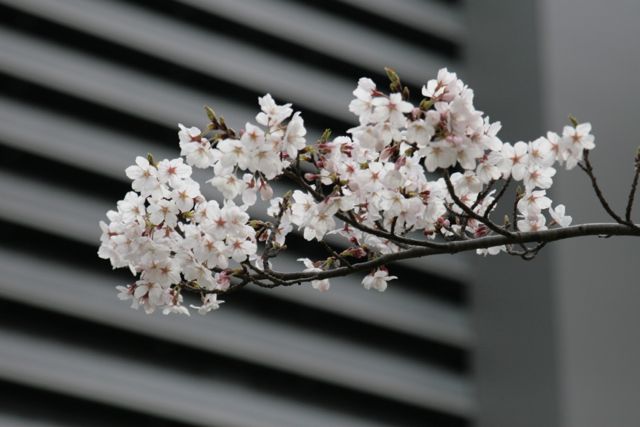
[229,222,640,286]
[100,68,640,316]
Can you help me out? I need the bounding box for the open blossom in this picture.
[148,198,179,227]
[517,206,547,232]
[371,92,413,126]
[256,93,292,127]
[523,164,556,191]
[178,124,217,168]
[498,142,529,180]
[561,122,595,169]
[518,190,552,213]
[125,156,161,198]
[422,68,463,102]
[550,204,572,227]
[157,158,192,187]
[283,112,307,158]
[362,268,397,292]
[191,294,224,315]
[349,77,377,124]
[477,245,506,256]
[298,258,330,291]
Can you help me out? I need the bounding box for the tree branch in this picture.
[209,222,639,289]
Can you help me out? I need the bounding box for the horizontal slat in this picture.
[0,328,396,427]
[0,28,253,129]
[0,414,70,427]
[0,246,475,416]
[0,0,354,122]
[175,0,457,87]
[336,0,465,44]
[0,97,473,347]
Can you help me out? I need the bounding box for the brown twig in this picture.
[625,156,640,223]
[484,176,512,220]
[443,171,513,238]
[579,150,629,225]
[319,240,354,270]
[205,222,640,289]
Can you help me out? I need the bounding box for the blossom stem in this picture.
[484,176,512,220]
[625,160,640,223]
[580,150,630,226]
[443,170,513,238]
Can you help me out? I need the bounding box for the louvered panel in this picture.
[0,28,253,128]
[0,0,355,121]
[173,0,457,87]
[0,97,473,347]
[0,414,70,427]
[0,329,400,427]
[335,0,465,44]
[1,1,474,425]
[0,248,474,416]
[0,97,172,182]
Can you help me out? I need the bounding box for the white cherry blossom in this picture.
[298,258,330,291]
[550,204,572,227]
[362,268,397,292]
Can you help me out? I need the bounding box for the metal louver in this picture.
[0,1,473,425]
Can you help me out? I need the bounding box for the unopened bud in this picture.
[402,86,410,101]
[419,98,434,111]
[340,247,367,259]
[568,115,579,128]
[320,128,332,142]
[146,153,157,168]
[218,116,227,130]
[384,67,400,84]
[249,219,266,229]
[204,105,217,123]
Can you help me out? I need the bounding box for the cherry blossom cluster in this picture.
[99,68,600,316]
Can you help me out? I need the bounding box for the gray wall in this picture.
[541,1,640,426]
[468,1,640,426]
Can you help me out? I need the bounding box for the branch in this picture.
[215,222,639,288]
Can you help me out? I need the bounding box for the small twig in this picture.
[625,156,640,223]
[443,171,513,238]
[484,176,512,220]
[512,187,521,231]
[245,261,287,288]
[580,150,629,225]
[320,240,354,270]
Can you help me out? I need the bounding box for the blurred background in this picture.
[0,1,638,426]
